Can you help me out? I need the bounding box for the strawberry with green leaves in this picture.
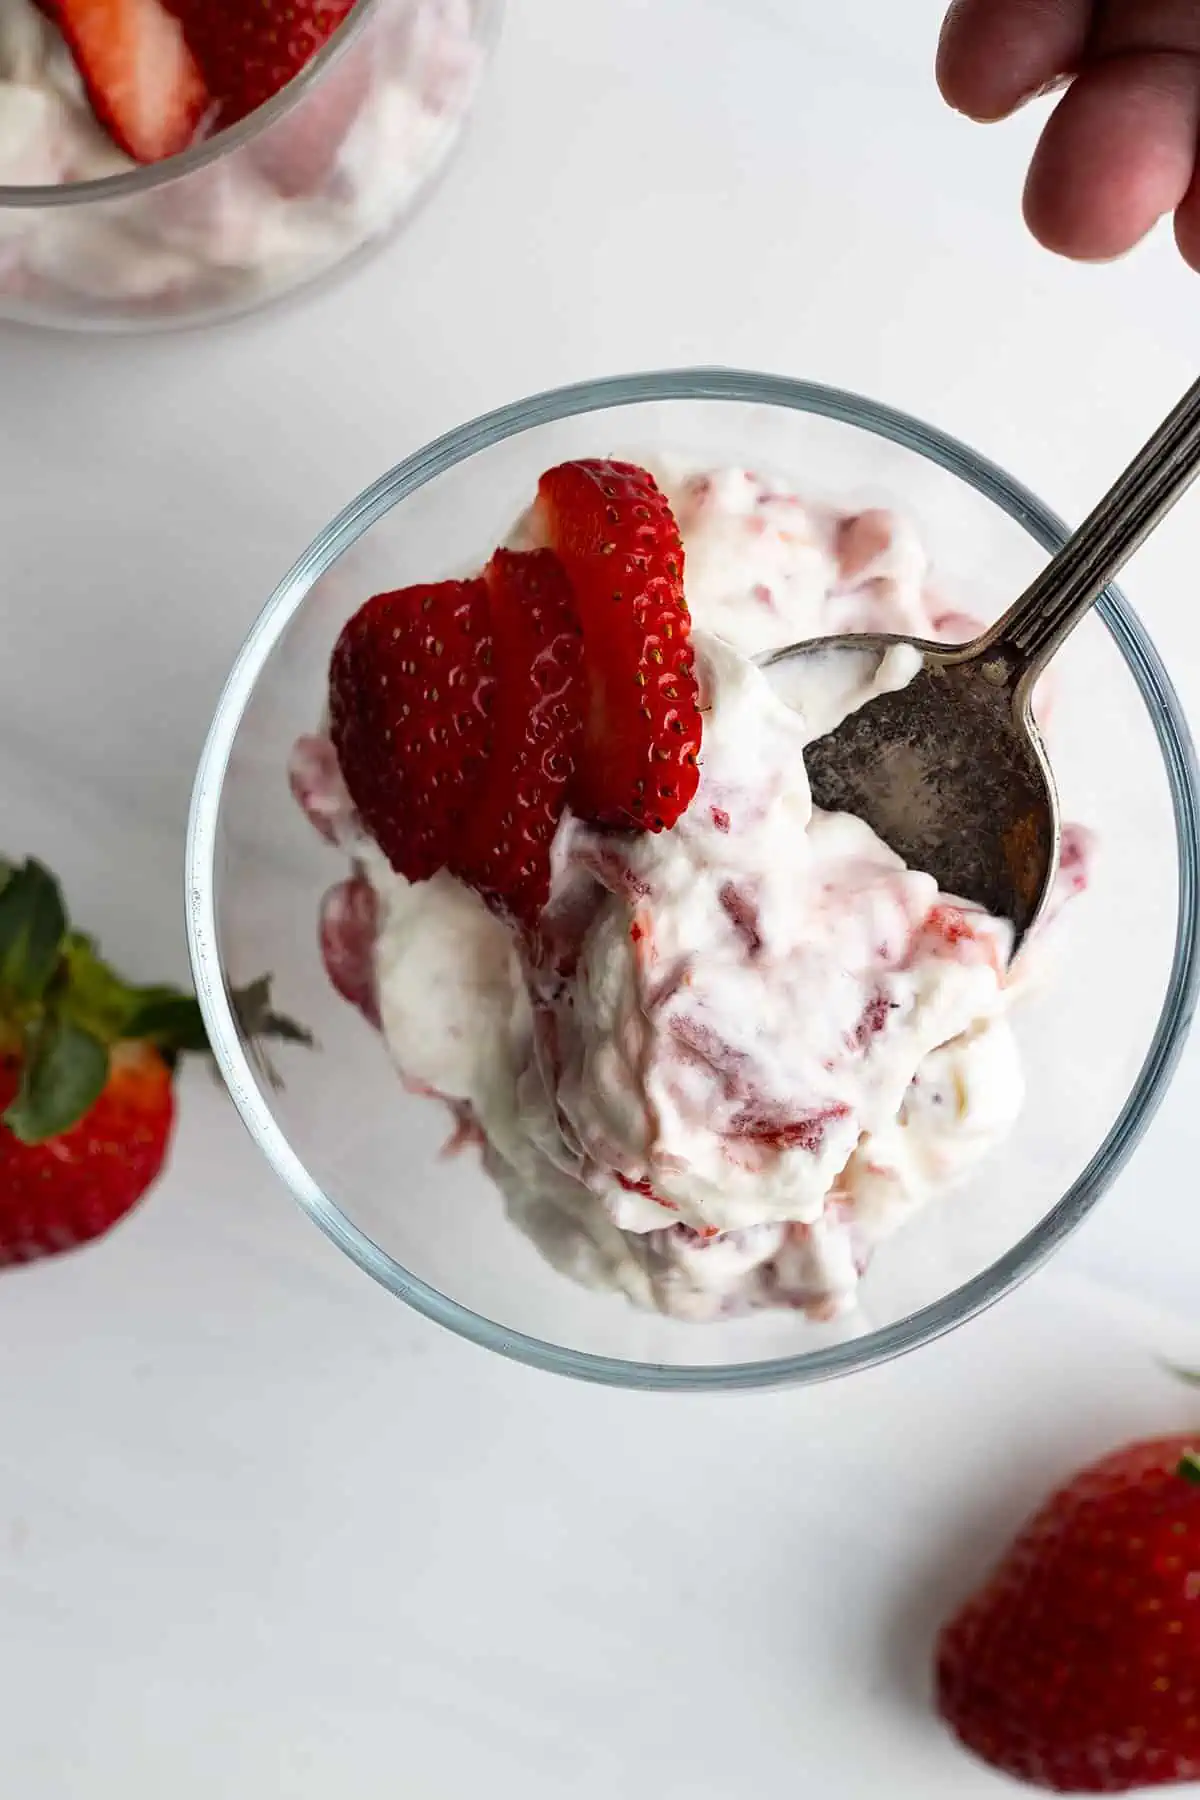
[937,1433,1200,1793]
[0,857,308,1267]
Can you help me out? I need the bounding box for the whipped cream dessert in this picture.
[0,0,486,319]
[292,463,1092,1323]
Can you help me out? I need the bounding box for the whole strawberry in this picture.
[936,1434,1200,1792]
[0,857,307,1266]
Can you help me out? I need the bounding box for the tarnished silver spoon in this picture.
[764,377,1200,956]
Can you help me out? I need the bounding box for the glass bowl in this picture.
[186,369,1200,1390]
[0,0,501,331]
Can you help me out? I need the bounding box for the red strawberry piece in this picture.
[449,549,583,927]
[726,1102,851,1154]
[835,509,895,584]
[719,881,762,957]
[170,0,356,132]
[937,1434,1200,1792]
[851,991,892,1048]
[328,578,494,885]
[55,0,211,164]
[927,904,972,946]
[614,1171,678,1212]
[318,873,380,1029]
[1057,823,1092,897]
[919,902,1004,974]
[536,460,703,832]
[669,1015,746,1086]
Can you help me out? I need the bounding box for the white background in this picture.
[2,0,1200,1793]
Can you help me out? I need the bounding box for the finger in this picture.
[1173,166,1200,271]
[1023,52,1200,259]
[1091,0,1200,60]
[937,0,1091,122]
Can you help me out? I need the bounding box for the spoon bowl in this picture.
[765,633,1058,953]
[779,375,1200,950]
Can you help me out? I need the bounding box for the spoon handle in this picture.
[988,374,1200,682]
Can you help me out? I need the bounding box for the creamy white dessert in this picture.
[0,0,484,316]
[291,463,1092,1322]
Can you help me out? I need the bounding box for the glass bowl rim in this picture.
[186,366,1200,1392]
[0,0,504,208]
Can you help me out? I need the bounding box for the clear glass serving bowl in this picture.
[0,0,501,331]
[186,370,1200,1390]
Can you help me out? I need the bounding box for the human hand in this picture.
[937,0,1200,269]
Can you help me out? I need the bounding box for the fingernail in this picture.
[1016,71,1072,110]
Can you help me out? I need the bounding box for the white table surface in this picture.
[2,1,1200,1793]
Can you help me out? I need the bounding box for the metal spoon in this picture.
[763,376,1200,955]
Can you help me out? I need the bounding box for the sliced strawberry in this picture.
[56,0,211,164]
[171,0,356,132]
[536,460,703,833]
[449,550,583,927]
[328,579,494,885]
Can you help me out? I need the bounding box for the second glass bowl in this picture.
[0,0,502,331]
[187,370,1200,1389]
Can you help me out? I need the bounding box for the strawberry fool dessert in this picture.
[290,459,1092,1324]
[0,0,487,320]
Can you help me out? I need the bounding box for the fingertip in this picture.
[1023,55,1200,262]
[1174,176,1200,272]
[936,10,1024,120]
[1023,162,1145,262]
[935,0,965,103]
[937,0,1089,123]
[937,9,1007,121]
